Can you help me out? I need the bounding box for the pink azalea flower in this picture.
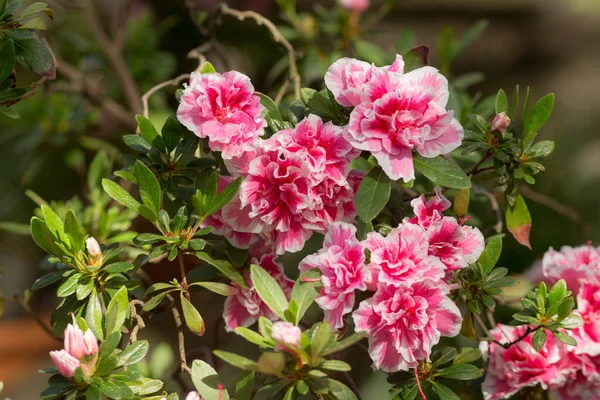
[223,254,293,331]
[365,223,445,287]
[426,217,485,272]
[271,321,302,351]
[50,323,98,378]
[571,282,600,356]
[324,56,404,108]
[340,0,369,13]
[263,115,359,184]
[542,244,600,293]
[299,222,368,329]
[201,175,253,249]
[177,71,266,159]
[406,187,450,229]
[185,392,202,400]
[346,64,463,181]
[552,355,600,400]
[353,280,461,372]
[480,325,577,400]
[86,237,102,265]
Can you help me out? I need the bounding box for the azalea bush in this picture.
[2,0,599,399]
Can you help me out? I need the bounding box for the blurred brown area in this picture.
[2,0,600,398]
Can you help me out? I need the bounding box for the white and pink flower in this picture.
[177,71,265,159]
[406,187,450,229]
[271,321,302,352]
[340,0,369,13]
[480,325,577,400]
[299,222,368,329]
[542,244,600,293]
[353,280,461,372]
[365,223,445,287]
[223,254,293,331]
[331,55,463,181]
[570,282,600,356]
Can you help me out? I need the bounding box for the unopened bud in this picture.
[271,321,302,352]
[341,0,369,13]
[86,237,102,266]
[491,112,511,133]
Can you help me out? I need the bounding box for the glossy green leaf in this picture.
[506,194,532,249]
[117,340,149,367]
[355,167,391,222]
[195,252,246,289]
[478,236,503,275]
[13,37,55,78]
[181,293,205,336]
[105,286,128,336]
[190,359,230,400]
[235,370,254,400]
[524,93,554,146]
[214,350,259,371]
[250,264,289,321]
[414,155,471,189]
[495,88,508,114]
[0,39,15,84]
[134,161,161,215]
[102,179,142,212]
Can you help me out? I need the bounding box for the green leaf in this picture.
[453,19,489,59]
[250,264,289,321]
[117,340,149,367]
[532,328,546,352]
[436,363,482,380]
[402,45,429,72]
[134,161,161,215]
[162,115,182,152]
[526,140,555,158]
[136,378,164,395]
[100,380,125,399]
[506,194,532,249]
[432,383,460,400]
[311,322,332,358]
[354,39,387,65]
[85,385,101,400]
[206,176,242,216]
[553,330,577,346]
[0,105,21,119]
[289,277,319,325]
[195,252,246,289]
[201,61,216,74]
[548,279,567,310]
[0,0,6,17]
[181,293,205,336]
[214,350,259,371]
[235,327,270,347]
[557,297,575,321]
[136,115,165,152]
[63,211,85,251]
[0,39,15,84]
[57,273,81,297]
[413,155,471,189]
[257,92,287,132]
[13,37,55,78]
[453,348,481,364]
[18,2,49,18]
[41,204,67,245]
[320,360,351,372]
[190,281,236,296]
[300,88,344,122]
[235,371,254,400]
[86,288,104,340]
[524,93,554,147]
[123,134,151,153]
[355,167,391,222]
[431,346,457,367]
[19,17,46,30]
[322,332,367,356]
[30,217,60,255]
[326,379,359,400]
[191,360,231,400]
[102,179,142,212]
[31,271,63,290]
[495,89,508,114]
[257,352,286,376]
[76,276,94,300]
[105,286,128,336]
[478,236,502,275]
[142,290,175,312]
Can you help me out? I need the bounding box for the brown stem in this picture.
[168,293,191,374]
[472,184,503,234]
[141,74,191,119]
[468,151,492,176]
[81,0,142,115]
[13,294,59,341]
[128,299,145,344]
[519,185,590,240]
[217,3,301,100]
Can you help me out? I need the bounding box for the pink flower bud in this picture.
[86,237,102,265]
[185,392,202,400]
[50,349,80,378]
[491,112,511,133]
[64,323,99,360]
[271,321,302,352]
[341,0,369,12]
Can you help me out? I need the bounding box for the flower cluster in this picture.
[483,243,600,399]
[325,55,463,181]
[298,190,483,372]
[221,114,360,254]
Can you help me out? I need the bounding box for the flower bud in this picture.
[50,349,80,378]
[341,0,369,13]
[185,392,202,400]
[491,112,511,133]
[271,321,302,351]
[86,237,102,266]
[64,323,99,360]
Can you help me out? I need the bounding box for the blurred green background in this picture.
[1,0,600,398]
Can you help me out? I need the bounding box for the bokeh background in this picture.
[1,0,600,398]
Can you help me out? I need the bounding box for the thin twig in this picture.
[13,294,59,341]
[217,3,301,100]
[81,0,142,115]
[141,74,191,119]
[468,151,492,176]
[414,368,427,400]
[472,184,503,234]
[3,77,48,107]
[168,293,191,374]
[274,79,290,106]
[519,185,590,240]
[129,299,145,344]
